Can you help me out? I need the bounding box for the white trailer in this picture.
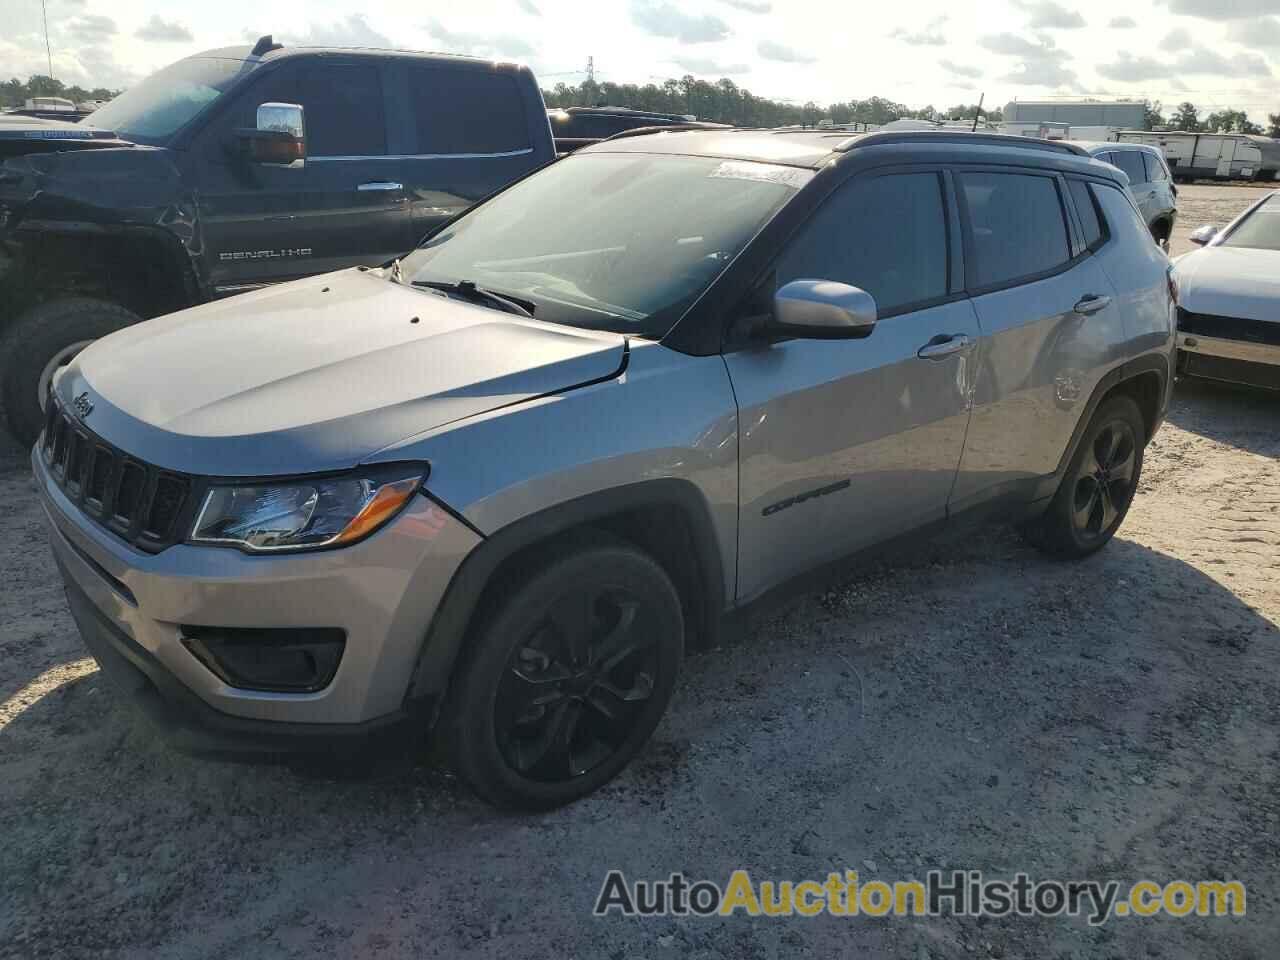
[1115,131,1280,181]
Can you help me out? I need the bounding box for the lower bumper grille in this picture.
[42,394,195,552]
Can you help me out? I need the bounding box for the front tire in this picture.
[445,536,684,810]
[1026,395,1146,559]
[0,298,140,446]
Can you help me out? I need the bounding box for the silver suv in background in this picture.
[1078,142,1178,247]
[35,130,1176,809]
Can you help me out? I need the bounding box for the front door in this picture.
[195,57,412,294]
[726,171,979,602]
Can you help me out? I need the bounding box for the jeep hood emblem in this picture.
[72,392,94,418]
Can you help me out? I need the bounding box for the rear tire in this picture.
[0,298,140,447]
[1024,395,1146,559]
[444,536,684,810]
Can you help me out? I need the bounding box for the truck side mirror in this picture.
[238,102,306,165]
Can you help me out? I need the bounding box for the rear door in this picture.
[726,169,980,601]
[950,168,1125,510]
[1111,150,1154,225]
[395,63,545,244]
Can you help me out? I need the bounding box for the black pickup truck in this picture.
[0,36,555,445]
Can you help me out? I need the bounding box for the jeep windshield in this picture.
[400,152,813,338]
[85,56,253,145]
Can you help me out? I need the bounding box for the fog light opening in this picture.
[181,627,345,693]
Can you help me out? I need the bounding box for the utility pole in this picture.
[586,56,594,84]
[42,0,54,80]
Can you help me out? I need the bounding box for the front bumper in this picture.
[35,448,482,746]
[1178,333,1280,390]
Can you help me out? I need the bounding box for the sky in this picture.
[3,0,1280,120]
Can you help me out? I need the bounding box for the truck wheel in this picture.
[445,536,684,810]
[0,298,139,446]
[1024,395,1146,560]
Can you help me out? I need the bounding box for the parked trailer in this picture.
[1115,131,1280,182]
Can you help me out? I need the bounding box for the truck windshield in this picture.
[400,152,812,338]
[86,57,251,145]
[1221,196,1280,252]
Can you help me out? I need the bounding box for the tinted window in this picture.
[86,56,250,145]
[1112,150,1148,185]
[1068,179,1104,249]
[960,172,1070,289]
[1093,182,1158,251]
[1142,151,1168,182]
[411,68,530,154]
[776,172,948,314]
[298,63,386,157]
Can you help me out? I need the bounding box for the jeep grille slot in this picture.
[40,393,197,554]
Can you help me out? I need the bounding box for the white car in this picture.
[1172,191,1280,391]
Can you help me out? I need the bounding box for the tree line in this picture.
[1148,101,1280,138]
[542,77,1001,128]
[1,75,120,109]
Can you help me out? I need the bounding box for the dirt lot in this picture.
[2,185,1278,958]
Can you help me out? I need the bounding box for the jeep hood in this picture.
[56,269,627,476]
[1174,246,1280,321]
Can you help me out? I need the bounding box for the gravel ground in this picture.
[2,185,1278,959]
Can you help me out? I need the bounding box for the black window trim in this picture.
[954,164,1084,298]
[1063,175,1113,256]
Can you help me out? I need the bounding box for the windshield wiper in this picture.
[411,279,535,318]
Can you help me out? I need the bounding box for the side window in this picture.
[774,172,949,316]
[1067,179,1105,250]
[1143,152,1168,182]
[410,68,530,154]
[959,171,1071,290]
[297,62,386,157]
[199,66,298,162]
[1113,150,1147,186]
[1093,182,1157,249]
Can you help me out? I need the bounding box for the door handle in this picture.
[916,334,971,360]
[1074,294,1112,316]
[358,181,403,191]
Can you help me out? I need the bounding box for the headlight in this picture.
[190,464,426,553]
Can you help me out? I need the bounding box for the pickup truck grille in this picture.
[42,393,194,553]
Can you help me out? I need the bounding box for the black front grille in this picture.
[42,394,195,553]
[1178,309,1280,347]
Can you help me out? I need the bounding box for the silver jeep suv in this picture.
[36,130,1175,809]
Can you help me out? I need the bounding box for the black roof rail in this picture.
[250,35,283,57]
[837,130,1090,156]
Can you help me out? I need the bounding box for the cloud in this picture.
[66,14,116,42]
[757,39,816,63]
[1159,28,1192,51]
[424,19,534,57]
[134,15,193,43]
[940,59,983,79]
[1098,46,1273,81]
[1108,15,1137,27]
[287,15,392,49]
[1012,1,1086,28]
[890,16,947,46]
[516,0,540,13]
[720,0,771,10]
[980,33,1077,88]
[630,1,729,44]
[1226,16,1280,49]
[672,56,750,75]
[1159,0,1280,18]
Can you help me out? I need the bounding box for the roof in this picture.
[1073,140,1160,154]
[191,42,523,70]
[580,127,1094,169]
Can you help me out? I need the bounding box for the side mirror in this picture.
[768,279,878,340]
[1189,224,1219,247]
[238,102,306,164]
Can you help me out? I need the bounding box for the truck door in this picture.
[194,57,412,295]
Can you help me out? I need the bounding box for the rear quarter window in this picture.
[959,171,1071,290]
[1112,150,1148,186]
[1142,152,1168,182]
[1067,179,1106,250]
[410,67,530,155]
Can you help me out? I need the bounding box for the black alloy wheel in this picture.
[1070,418,1138,544]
